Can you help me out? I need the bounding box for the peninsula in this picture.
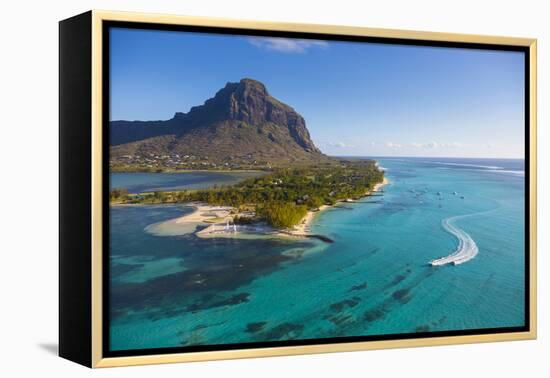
[109,78,385,237]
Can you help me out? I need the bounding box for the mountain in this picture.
[110,78,327,167]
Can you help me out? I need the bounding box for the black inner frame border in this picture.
[101,20,531,358]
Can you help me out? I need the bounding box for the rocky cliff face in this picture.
[110,78,324,165]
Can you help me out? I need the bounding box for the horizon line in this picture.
[330,154,525,160]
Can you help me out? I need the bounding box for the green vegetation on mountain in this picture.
[110,78,329,171]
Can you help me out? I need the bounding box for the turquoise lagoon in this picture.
[109,157,526,351]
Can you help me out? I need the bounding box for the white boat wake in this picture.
[430,215,479,266]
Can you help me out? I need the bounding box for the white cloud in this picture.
[248,37,328,53]
[440,142,463,148]
[408,141,463,149]
[385,142,402,149]
[409,141,437,149]
[327,141,354,148]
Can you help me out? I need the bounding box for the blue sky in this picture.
[110,27,525,158]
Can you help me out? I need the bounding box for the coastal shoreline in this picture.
[144,176,389,242]
[282,176,389,238]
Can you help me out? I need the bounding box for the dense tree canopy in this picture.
[259,202,308,228]
[110,160,384,228]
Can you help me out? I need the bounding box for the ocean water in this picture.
[110,171,264,193]
[109,157,526,351]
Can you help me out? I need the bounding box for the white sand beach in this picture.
[373,176,389,192]
[144,203,234,236]
[146,176,389,241]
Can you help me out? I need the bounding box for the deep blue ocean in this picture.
[109,157,525,351]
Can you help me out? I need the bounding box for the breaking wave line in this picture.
[429,161,502,170]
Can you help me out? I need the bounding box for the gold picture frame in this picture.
[59,9,537,368]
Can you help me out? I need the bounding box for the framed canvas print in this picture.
[59,10,537,368]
